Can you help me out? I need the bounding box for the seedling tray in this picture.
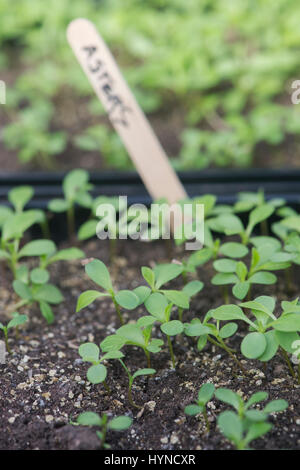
[1,168,300,208]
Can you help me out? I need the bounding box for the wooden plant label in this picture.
[66,18,187,206]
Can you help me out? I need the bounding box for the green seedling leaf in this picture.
[102,350,124,360]
[87,364,107,384]
[85,259,113,292]
[146,338,164,353]
[244,422,272,445]
[232,281,250,300]
[100,335,126,352]
[245,392,268,409]
[77,411,102,427]
[39,301,55,324]
[274,331,299,353]
[30,268,49,285]
[219,322,238,339]
[115,290,139,310]
[212,304,248,322]
[248,204,274,231]
[220,242,249,259]
[245,410,267,422]
[48,199,70,212]
[116,324,146,348]
[161,290,189,308]
[257,331,279,362]
[215,388,242,411]
[78,219,98,240]
[132,368,156,380]
[182,280,204,297]
[35,284,63,304]
[198,383,215,404]
[211,273,238,285]
[13,280,32,300]
[145,292,168,321]
[184,323,211,337]
[248,272,277,285]
[141,267,155,289]
[7,314,28,329]
[19,239,56,257]
[213,259,237,273]
[108,416,132,431]
[218,411,243,445]
[160,320,184,336]
[49,248,85,263]
[185,404,203,416]
[241,332,267,359]
[76,290,110,312]
[79,343,100,362]
[2,211,39,241]
[8,186,34,212]
[272,314,300,332]
[154,263,182,289]
[263,400,288,414]
[133,286,151,305]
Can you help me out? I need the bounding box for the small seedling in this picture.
[118,359,155,408]
[12,268,64,324]
[234,190,284,235]
[76,411,132,449]
[100,322,164,368]
[76,259,140,325]
[143,294,184,368]
[0,313,28,354]
[78,196,149,262]
[212,297,300,378]
[216,388,288,450]
[291,340,300,384]
[0,208,43,277]
[208,203,274,245]
[184,309,245,374]
[212,240,292,301]
[78,342,124,393]
[48,169,93,239]
[184,382,215,432]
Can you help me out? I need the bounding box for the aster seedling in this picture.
[0,208,44,277]
[234,190,284,235]
[49,169,93,239]
[76,259,140,325]
[76,411,132,449]
[101,322,164,369]
[78,196,150,262]
[212,297,300,378]
[212,240,292,301]
[0,312,28,354]
[118,359,156,408]
[184,382,215,432]
[78,342,124,393]
[6,185,49,237]
[141,263,190,313]
[12,268,64,324]
[208,203,275,246]
[184,308,245,374]
[143,294,184,368]
[216,388,288,450]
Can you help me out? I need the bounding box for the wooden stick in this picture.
[67,18,187,206]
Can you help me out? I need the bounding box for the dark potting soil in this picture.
[0,238,299,450]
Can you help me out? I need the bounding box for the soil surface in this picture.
[0,238,299,450]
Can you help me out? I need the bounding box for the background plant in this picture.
[76,411,132,449]
[216,388,288,450]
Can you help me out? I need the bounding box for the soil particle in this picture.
[0,239,299,450]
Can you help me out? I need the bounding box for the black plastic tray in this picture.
[0,168,300,208]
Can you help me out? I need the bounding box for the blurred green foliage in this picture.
[1,0,300,169]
